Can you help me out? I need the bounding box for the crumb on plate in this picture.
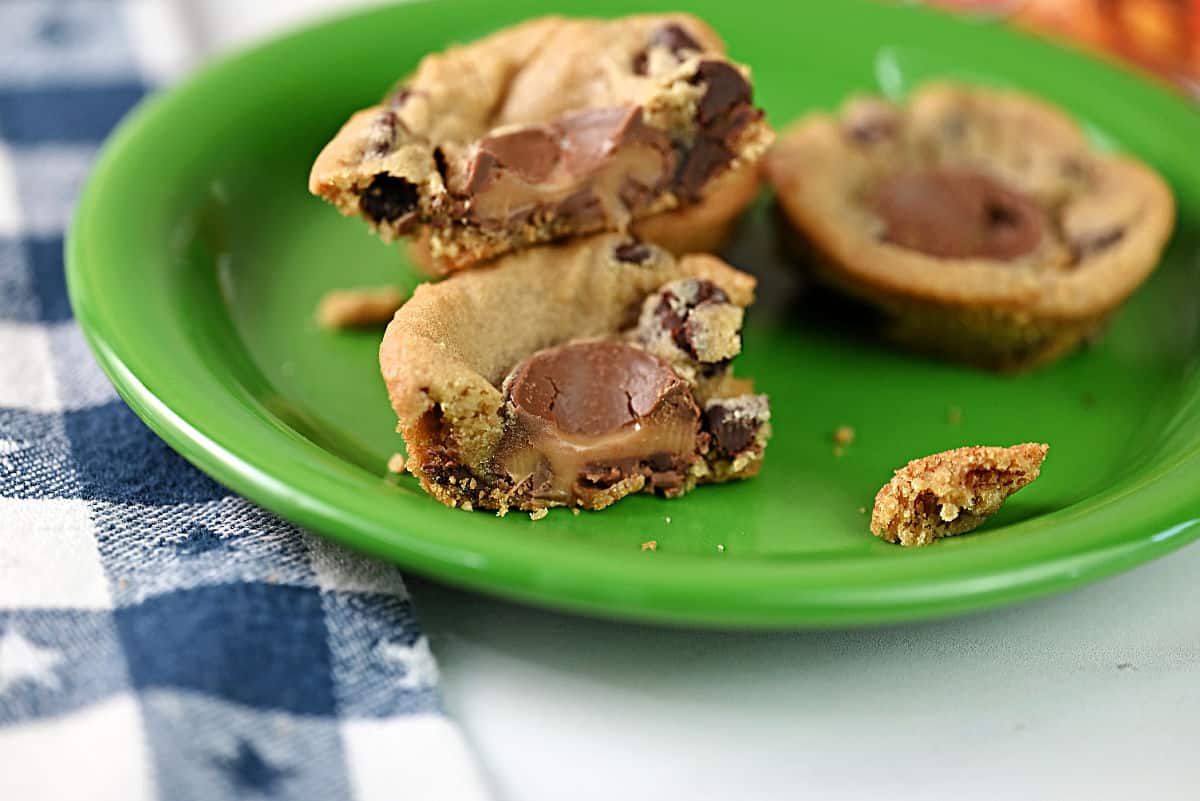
[529,507,548,521]
[386,453,407,474]
[641,540,658,551]
[316,286,406,330]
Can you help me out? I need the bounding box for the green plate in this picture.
[68,0,1200,628]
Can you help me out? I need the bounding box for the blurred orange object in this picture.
[927,0,1200,95]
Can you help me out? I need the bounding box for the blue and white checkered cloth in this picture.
[0,3,488,799]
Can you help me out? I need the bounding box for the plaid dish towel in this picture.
[0,3,488,799]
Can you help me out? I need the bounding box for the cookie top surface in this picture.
[765,82,1175,317]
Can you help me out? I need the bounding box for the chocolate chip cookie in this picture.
[766,82,1175,371]
[871,443,1049,547]
[311,15,773,274]
[380,234,771,513]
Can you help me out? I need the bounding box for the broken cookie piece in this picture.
[315,286,406,329]
[379,233,770,513]
[870,443,1049,547]
[766,82,1174,371]
[310,14,772,274]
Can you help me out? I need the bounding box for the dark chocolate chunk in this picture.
[368,110,401,156]
[676,136,735,201]
[869,169,1045,261]
[614,241,653,264]
[1074,227,1125,259]
[689,60,751,126]
[704,403,757,458]
[360,173,419,226]
[652,23,702,57]
[388,86,414,108]
[652,280,731,359]
[632,22,703,75]
[848,118,897,145]
[432,146,449,182]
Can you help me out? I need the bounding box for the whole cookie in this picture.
[765,82,1175,371]
[311,15,773,274]
[380,233,771,513]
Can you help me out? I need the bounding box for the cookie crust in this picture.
[870,443,1049,547]
[766,82,1175,371]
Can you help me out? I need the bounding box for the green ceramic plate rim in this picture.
[66,0,1200,628]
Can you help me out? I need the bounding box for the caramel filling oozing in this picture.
[498,341,702,504]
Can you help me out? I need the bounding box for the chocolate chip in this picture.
[1074,227,1125,259]
[942,114,967,141]
[432,146,448,182]
[633,23,703,75]
[614,241,652,264]
[699,359,731,379]
[704,403,756,458]
[388,86,414,108]
[849,116,897,144]
[848,119,896,145]
[654,23,702,56]
[368,110,400,156]
[360,173,418,225]
[646,452,675,472]
[653,280,731,359]
[689,61,751,126]
[676,136,735,201]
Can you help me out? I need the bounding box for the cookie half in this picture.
[765,82,1175,371]
[311,15,772,274]
[380,234,771,513]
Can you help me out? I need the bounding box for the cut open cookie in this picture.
[379,234,771,513]
[310,14,772,274]
[765,82,1174,371]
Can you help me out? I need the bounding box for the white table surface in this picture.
[175,3,1200,798]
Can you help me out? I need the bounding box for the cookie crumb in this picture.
[641,540,658,551]
[529,507,548,521]
[947,406,963,425]
[460,501,473,512]
[716,543,725,552]
[316,286,406,330]
[858,506,866,514]
[870,443,1049,546]
[833,425,855,445]
[571,507,581,516]
[664,516,672,524]
[386,453,407,474]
